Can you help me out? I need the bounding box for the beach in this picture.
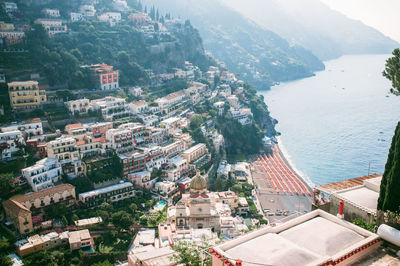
[250,140,313,224]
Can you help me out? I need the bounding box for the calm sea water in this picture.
[260,54,400,186]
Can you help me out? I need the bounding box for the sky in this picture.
[320,0,400,42]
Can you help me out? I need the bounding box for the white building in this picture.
[213,101,225,116]
[42,8,60,18]
[79,182,135,206]
[3,2,17,14]
[129,87,142,97]
[154,90,186,113]
[106,128,133,154]
[154,181,177,197]
[22,158,62,192]
[1,118,43,138]
[181,143,208,163]
[79,5,96,17]
[129,100,148,114]
[67,99,91,115]
[165,156,188,181]
[97,12,121,27]
[70,12,84,22]
[46,136,82,177]
[35,19,67,37]
[0,130,24,159]
[91,96,130,121]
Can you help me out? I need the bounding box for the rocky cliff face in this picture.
[144,0,325,89]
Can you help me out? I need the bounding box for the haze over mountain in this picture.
[224,0,399,60]
[144,0,325,88]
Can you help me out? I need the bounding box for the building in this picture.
[3,199,33,234]
[3,184,76,234]
[181,143,208,163]
[165,156,188,181]
[0,130,24,159]
[154,181,178,198]
[129,87,142,97]
[0,30,25,46]
[155,90,186,113]
[69,229,94,250]
[130,100,148,114]
[1,118,43,138]
[76,136,110,159]
[91,96,129,121]
[87,64,119,90]
[79,5,96,17]
[75,217,102,227]
[210,209,381,266]
[65,123,87,140]
[162,140,184,159]
[41,8,60,17]
[8,81,46,110]
[17,231,69,257]
[237,197,249,216]
[158,223,219,248]
[3,2,18,14]
[160,117,181,135]
[97,12,121,26]
[128,246,176,266]
[128,12,151,25]
[128,171,156,189]
[47,136,82,177]
[167,171,221,231]
[66,98,91,115]
[106,127,133,154]
[21,158,62,192]
[70,12,84,22]
[88,122,113,137]
[120,151,149,176]
[314,174,382,224]
[78,182,135,207]
[35,19,67,37]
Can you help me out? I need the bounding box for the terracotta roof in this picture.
[3,199,31,215]
[316,174,381,194]
[65,123,83,129]
[11,184,75,203]
[93,137,107,143]
[132,100,147,106]
[75,140,86,146]
[164,90,185,101]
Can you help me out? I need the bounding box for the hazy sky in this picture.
[321,0,400,42]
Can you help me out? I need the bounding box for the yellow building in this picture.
[8,81,46,109]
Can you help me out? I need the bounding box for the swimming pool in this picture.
[153,201,167,211]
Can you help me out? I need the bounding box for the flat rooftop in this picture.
[335,186,379,213]
[212,209,380,266]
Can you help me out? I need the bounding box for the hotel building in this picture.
[8,81,46,110]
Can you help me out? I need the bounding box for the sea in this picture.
[259,54,400,186]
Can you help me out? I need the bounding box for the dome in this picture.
[190,170,207,191]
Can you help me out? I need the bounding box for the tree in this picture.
[0,255,12,266]
[383,48,400,95]
[0,173,13,196]
[190,114,203,129]
[111,211,133,229]
[378,49,400,212]
[171,240,211,266]
[378,122,400,211]
[92,260,113,266]
[129,203,138,214]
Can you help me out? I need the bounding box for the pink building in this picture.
[128,171,156,189]
[68,229,94,250]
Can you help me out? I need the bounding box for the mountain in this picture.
[224,0,399,60]
[143,0,325,89]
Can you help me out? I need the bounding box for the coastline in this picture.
[275,136,315,191]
